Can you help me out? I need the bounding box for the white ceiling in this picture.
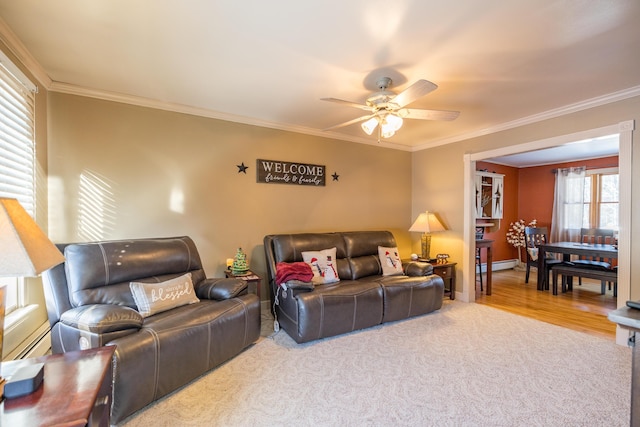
[487,134,620,168]
[0,1,639,151]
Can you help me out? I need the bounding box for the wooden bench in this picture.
[551,264,617,296]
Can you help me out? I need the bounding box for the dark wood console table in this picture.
[608,307,640,426]
[475,239,494,295]
[0,346,115,427]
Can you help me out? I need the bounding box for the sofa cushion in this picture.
[302,247,340,284]
[343,231,396,279]
[130,273,200,317]
[292,280,384,341]
[378,246,404,276]
[63,237,206,307]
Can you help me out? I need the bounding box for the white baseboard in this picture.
[477,259,518,273]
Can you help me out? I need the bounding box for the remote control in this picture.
[626,300,640,310]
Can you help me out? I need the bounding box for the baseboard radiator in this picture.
[478,259,518,273]
[4,322,52,360]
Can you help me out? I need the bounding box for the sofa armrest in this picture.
[281,280,314,291]
[403,261,434,277]
[60,304,144,333]
[195,278,248,300]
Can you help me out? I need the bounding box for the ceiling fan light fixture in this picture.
[384,113,403,131]
[380,127,396,138]
[361,117,379,135]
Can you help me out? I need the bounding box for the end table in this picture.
[225,270,261,301]
[0,346,115,427]
[429,261,457,300]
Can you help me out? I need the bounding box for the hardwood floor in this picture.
[475,268,617,340]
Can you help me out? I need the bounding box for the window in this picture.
[0,51,37,316]
[583,168,619,231]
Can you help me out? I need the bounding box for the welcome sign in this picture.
[256,159,325,186]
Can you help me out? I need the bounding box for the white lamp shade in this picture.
[0,198,64,277]
[361,117,379,135]
[409,211,446,233]
[384,114,403,131]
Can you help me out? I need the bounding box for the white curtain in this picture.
[551,166,585,242]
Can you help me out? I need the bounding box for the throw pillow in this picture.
[378,246,404,276]
[130,272,200,318]
[302,247,340,284]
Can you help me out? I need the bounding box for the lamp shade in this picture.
[0,198,64,277]
[409,211,446,233]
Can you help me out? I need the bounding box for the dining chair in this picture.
[524,226,562,289]
[573,228,616,287]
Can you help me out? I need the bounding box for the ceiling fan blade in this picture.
[404,108,460,121]
[321,98,373,111]
[323,114,374,131]
[392,80,438,108]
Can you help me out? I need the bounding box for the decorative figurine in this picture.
[231,248,249,275]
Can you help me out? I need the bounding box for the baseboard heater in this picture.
[478,259,518,273]
[4,322,51,360]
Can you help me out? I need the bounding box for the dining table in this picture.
[536,241,618,291]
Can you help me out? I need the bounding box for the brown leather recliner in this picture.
[264,230,444,343]
[42,236,261,424]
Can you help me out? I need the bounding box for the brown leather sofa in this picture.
[42,236,260,424]
[264,230,444,343]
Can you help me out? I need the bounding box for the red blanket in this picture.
[275,262,313,285]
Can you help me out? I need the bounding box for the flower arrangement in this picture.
[506,219,537,267]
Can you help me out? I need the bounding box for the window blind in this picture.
[0,60,36,215]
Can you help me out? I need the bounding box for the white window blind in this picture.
[0,57,36,215]
[0,52,36,316]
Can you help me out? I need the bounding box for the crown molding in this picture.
[0,17,52,89]
[52,80,640,154]
[411,85,640,152]
[49,81,414,151]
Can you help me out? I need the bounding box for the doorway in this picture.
[461,120,634,345]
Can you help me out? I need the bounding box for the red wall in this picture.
[477,155,618,263]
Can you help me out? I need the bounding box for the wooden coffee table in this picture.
[0,346,115,427]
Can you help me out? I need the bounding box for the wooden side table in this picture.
[0,346,115,427]
[225,270,262,301]
[430,261,457,300]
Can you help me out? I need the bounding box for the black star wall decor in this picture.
[332,172,339,181]
[237,162,249,174]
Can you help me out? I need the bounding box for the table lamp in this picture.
[409,211,446,261]
[0,198,65,396]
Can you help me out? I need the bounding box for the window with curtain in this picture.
[0,51,37,316]
[550,166,585,243]
[551,166,619,243]
[583,168,619,231]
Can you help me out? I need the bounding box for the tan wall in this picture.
[412,95,640,298]
[47,93,414,299]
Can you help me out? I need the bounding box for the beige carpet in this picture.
[118,301,631,426]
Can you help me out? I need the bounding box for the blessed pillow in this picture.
[378,246,404,276]
[130,272,200,317]
[302,247,340,284]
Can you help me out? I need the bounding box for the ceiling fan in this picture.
[321,77,459,140]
